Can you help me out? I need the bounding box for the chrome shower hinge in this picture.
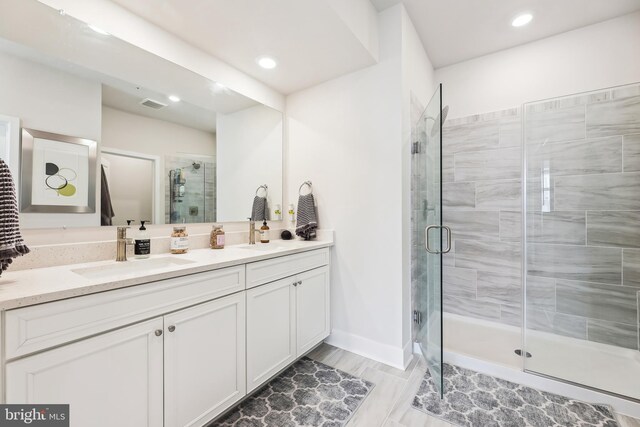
[413,310,422,325]
[411,141,420,154]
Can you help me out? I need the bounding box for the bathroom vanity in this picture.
[0,241,331,427]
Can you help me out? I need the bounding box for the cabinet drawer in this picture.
[246,248,329,289]
[5,266,245,359]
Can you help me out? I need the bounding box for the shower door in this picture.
[415,84,449,397]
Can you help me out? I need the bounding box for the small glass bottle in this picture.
[260,221,270,243]
[170,226,189,254]
[210,224,225,249]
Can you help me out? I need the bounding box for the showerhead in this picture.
[192,162,201,170]
[429,105,449,137]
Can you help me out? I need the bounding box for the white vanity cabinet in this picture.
[2,246,331,427]
[164,293,246,427]
[246,277,297,392]
[246,249,330,392]
[295,266,330,355]
[6,317,165,427]
[4,265,246,427]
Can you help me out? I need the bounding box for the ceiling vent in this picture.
[140,98,167,109]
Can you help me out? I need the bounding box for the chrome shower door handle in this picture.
[425,225,439,254]
[442,225,452,254]
[425,225,453,254]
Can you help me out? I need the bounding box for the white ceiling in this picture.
[107,0,377,94]
[36,0,640,95]
[371,0,640,68]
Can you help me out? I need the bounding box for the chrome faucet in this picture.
[248,218,256,244]
[116,226,134,261]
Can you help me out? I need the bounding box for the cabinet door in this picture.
[246,277,296,392]
[164,292,246,427]
[296,266,330,355]
[6,317,164,427]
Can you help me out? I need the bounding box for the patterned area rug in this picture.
[212,357,374,427]
[412,363,619,427]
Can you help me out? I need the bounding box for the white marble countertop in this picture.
[0,239,333,311]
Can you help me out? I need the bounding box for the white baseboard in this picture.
[402,340,414,369]
[411,344,640,418]
[325,329,410,370]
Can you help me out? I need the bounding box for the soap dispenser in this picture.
[260,221,270,243]
[135,221,151,259]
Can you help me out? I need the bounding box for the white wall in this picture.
[0,51,102,229]
[101,153,153,225]
[102,106,216,223]
[435,11,640,119]
[102,107,216,158]
[286,4,435,368]
[216,105,283,222]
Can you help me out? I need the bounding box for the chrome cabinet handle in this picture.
[155,329,163,336]
[168,325,176,332]
[425,225,453,254]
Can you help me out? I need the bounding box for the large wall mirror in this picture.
[0,0,283,228]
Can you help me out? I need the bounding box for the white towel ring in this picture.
[255,184,268,197]
[299,181,312,195]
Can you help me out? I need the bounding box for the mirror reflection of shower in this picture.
[169,168,187,206]
[165,155,216,224]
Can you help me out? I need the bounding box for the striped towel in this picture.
[295,194,317,240]
[251,196,267,221]
[0,159,29,275]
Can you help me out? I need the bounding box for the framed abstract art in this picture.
[21,128,97,213]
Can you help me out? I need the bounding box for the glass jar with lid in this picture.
[170,226,189,254]
[210,224,225,249]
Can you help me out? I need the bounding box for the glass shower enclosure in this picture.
[413,84,450,397]
[523,82,640,402]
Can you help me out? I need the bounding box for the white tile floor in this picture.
[306,343,640,427]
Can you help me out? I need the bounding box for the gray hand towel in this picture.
[295,193,317,240]
[251,196,267,221]
[100,165,115,226]
[0,158,29,275]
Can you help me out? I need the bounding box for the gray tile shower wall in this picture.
[440,107,523,327]
[524,83,640,350]
[435,82,640,352]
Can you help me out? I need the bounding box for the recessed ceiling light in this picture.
[512,13,533,27]
[257,56,277,70]
[88,24,110,35]
[214,82,226,89]
[168,95,181,102]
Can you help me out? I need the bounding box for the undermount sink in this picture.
[72,257,195,280]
